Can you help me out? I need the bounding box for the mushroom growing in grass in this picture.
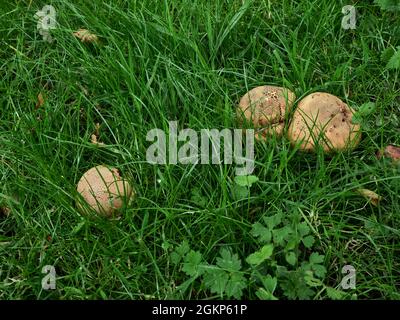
[287,92,361,152]
[237,85,296,140]
[377,145,400,163]
[77,165,133,218]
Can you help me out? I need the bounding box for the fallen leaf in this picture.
[377,145,400,162]
[35,92,45,109]
[90,122,105,146]
[95,123,101,137]
[0,207,11,217]
[356,188,382,207]
[91,134,98,144]
[90,134,105,146]
[82,86,89,96]
[73,29,99,43]
[234,175,259,187]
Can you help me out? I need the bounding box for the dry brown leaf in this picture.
[95,123,101,137]
[35,92,45,109]
[90,134,104,146]
[73,29,99,43]
[377,145,400,163]
[90,122,105,146]
[82,86,89,96]
[90,134,97,144]
[356,188,382,207]
[0,207,11,217]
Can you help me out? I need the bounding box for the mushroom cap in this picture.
[237,85,296,140]
[377,145,400,165]
[287,92,361,152]
[76,165,133,217]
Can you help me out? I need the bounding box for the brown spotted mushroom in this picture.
[237,85,296,140]
[377,145,400,163]
[287,92,361,152]
[77,165,133,217]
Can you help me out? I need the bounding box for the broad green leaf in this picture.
[234,175,259,187]
[298,222,310,237]
[162,241,171,251]
[256,288,278,300]
[358,102,377,116]
[263,213,283,230]
[272,225,292,246]
[381,47,395,63]
[304,272,323,287]
[374,0,400,11]
[326,287,345,300]
[232,184,250,200]
[224,272,247,299]
[171,241,190,265]
[182,250,203,276]
[285,251,297,266]
[285,237,299,251]
[176,240,190,255]
[280,270,315,300]
[216,249,242,272]
[203,269,228,296]
[246,244,274,266]
[302,235,315,248]
[251,222,272,243]
[170,252,180,264]
[313,264,327,278]
[177,276,198,293]
[387,47,400,70]
[203,249,246,299]
[309,252,325,264]
[261,275,277,293]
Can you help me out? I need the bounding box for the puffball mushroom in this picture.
[77,165,133,217]
[287,92,361,152]
[237,85,296,140]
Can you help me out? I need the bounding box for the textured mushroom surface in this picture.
[287,92,361,152]
[237,85,296,140]
[77,165,133,217]
[377,145,400,163]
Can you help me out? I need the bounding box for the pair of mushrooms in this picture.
[237,86,361,152]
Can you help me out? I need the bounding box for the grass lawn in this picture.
[1,0,399,300]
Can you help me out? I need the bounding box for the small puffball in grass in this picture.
[237,85,296,140]
[73,29,99,43]
[77,165,133,217]
[287,92,361,152]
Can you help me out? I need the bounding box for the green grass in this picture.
[0,0,399,299]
